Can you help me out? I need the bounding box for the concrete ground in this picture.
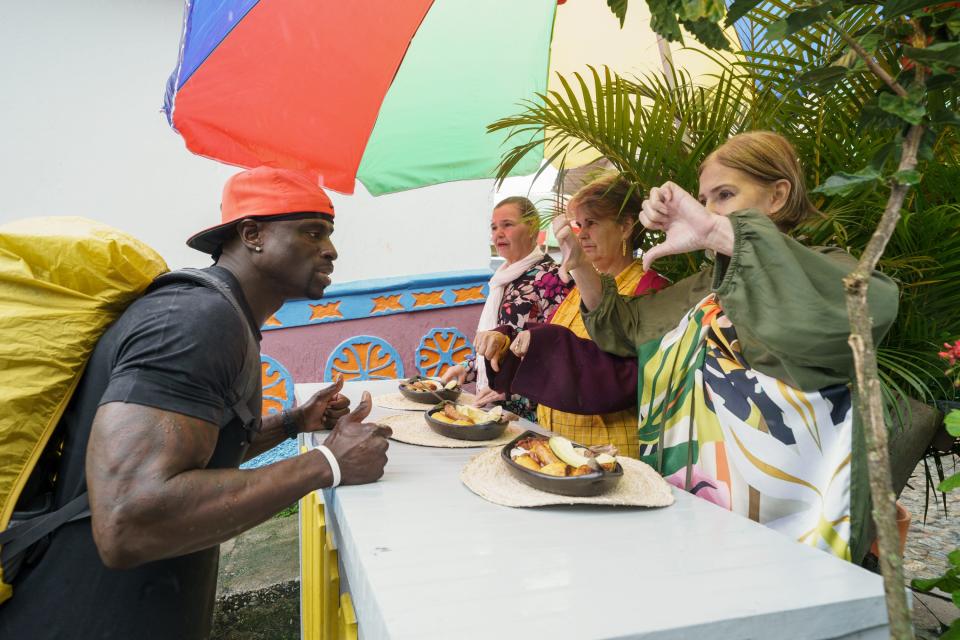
[899,459,960,637]
[217,514,299,598]
[212,514,300,640]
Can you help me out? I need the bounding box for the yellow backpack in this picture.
[0,217,168,604]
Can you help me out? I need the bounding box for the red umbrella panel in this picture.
[164,1,434,194]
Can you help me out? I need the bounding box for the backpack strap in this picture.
[0,493,89,561]
[149,268,262,436]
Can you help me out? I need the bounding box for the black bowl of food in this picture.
[398,376,461,404]
[500,430,623,497]
[424,402,509,442]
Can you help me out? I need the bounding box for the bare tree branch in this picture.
[826,16,909,98]
[844,122,923,640]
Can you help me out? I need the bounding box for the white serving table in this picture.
[297,380,888,640]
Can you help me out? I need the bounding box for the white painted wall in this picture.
[0,0,494,281]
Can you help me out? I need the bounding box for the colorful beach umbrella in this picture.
[164,1,738,196]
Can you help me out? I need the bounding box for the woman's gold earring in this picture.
[622,238,628,256]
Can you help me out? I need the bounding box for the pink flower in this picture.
[944,339,960,356]
[939,338,960,388]
[938,340,960,365]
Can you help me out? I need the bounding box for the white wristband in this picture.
[315,445,341,488]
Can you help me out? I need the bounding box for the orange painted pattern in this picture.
[331,342,399,380]
[367,343,398,376]
[370,294,404,314]
[379,362,400,378]
[263,397,285,415]
[412,290,445,307]
[418,331,473,377]
[332,345,363,381]
[450,338,471,364]
[310,301,343,321]
[420,349,441,371]
[264,315,283,327]
[261,361,289,416]
[435,332,471,362]
[452,286,485,303]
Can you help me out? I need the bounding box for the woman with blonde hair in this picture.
[441,196,571,420]
[482,131,898,563]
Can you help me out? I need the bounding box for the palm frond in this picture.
[488,3,960,401]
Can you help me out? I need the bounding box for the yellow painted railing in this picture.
[300,489,324,640]
[339,593,359,640]
[323,529,339,640]
[299,483,359,640]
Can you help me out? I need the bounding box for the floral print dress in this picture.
[465,255,571,420]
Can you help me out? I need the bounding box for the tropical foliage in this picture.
[605,0,730,50]
[489,0,960,408]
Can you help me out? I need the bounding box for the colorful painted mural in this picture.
[261,269,489,330]
[258,269,487,410]
[261,354,296,415]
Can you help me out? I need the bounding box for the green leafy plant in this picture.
[764,1,960,628]
[606,0,730,49]
[273,503,299,519]
[490,57,960,406]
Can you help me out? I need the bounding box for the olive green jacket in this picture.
[582,210,899,561]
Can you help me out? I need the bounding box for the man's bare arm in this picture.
[244,411,292,460]
[87,394,388,569]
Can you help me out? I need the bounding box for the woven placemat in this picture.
[374,391,477,412]
[460,448,675,508]
[378,412,521,448]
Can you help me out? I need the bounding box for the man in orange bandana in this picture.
[2,167,391,640]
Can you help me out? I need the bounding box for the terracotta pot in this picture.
[869,501,911,558]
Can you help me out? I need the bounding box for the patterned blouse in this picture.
[465,255,572,420]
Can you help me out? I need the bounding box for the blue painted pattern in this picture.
[261,353,295,416]
[416,328,475,378]
[324,336,404,381]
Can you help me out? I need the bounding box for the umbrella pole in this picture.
[656,36,676,92]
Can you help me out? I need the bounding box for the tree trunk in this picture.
[844,124,924,640]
